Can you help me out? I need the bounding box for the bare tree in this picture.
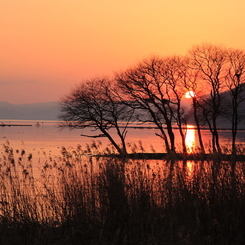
[116,57,175,153]
[189,44,227,153]
[159,56,190,153]
[58,77,135,155]
[180,57,206,153]
[117,56,190,153]
[224,48,245,154]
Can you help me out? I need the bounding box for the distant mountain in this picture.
[186,85,245,128]
[0,101,60,120]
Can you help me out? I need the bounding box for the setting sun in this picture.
[185,91,195,98]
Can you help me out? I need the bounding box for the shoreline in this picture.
[95,152,245,161]
[0,124,32,127]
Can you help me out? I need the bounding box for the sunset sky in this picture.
[1,0,245,104]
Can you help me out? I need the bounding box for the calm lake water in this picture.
[1,120,245,159]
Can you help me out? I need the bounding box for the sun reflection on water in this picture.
[186,160,195,177]
[185,125,196,177]
[185,125,196,153]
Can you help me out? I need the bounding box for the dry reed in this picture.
[0,142,245,244]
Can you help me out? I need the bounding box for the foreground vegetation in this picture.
[0,143,245,244]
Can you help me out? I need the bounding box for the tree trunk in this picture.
[166,121,175,153]
[101,128,127,155]
[231,98,239,155]
[193,98,205,153]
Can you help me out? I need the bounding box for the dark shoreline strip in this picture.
[95,152,245,161]
[0,124,32,127]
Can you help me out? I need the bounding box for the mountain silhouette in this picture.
[0,101,60,120]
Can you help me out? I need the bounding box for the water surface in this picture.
[1,120,245,159]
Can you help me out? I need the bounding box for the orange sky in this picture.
[1,0,245,104]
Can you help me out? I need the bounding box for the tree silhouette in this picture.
[59,77,135,155]
[224,48,245,154]
[189,44,227,153]
[117,56,190,153]
[181,57,206,153]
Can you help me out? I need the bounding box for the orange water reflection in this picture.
[184,125,196,176]
[186,160,195,177]
[185,125,196,153]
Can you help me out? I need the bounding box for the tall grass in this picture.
[0,143,245,244]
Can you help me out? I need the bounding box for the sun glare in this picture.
[185,91,195,98]
[185,124,196,153]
